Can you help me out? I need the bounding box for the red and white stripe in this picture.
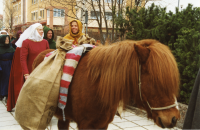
[45,44,95,121]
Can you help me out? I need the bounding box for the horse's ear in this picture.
[134,44,150,63]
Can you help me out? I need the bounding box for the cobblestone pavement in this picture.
[0,98,181,130]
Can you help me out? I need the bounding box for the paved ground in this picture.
[0,98,181,130]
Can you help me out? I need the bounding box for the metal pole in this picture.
[178,0,180,10]
[82,0,85,33]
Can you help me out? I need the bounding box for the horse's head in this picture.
[134,39,180,128]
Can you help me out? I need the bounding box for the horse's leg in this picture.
[57,119,70,130]
[77,110,116,130]
[78,120,109,130]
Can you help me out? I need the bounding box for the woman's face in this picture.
[37,26,44,37]
[5,37,9,44]
[71,21,79,34]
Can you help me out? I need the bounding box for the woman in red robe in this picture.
[7,23,49,111]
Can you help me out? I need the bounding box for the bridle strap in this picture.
[139,65,142,101]
[138,64,178,111]
[147,102,178,111]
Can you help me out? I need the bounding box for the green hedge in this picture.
[115,3,200,104]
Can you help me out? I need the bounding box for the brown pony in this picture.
[33,39,180,129]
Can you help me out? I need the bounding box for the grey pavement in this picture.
[0,98,181,130]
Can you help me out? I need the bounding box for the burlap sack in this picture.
[15,36,73,130]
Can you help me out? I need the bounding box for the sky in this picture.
[0,0,199,15]
[0,0,3,15]
[146,0,200,13]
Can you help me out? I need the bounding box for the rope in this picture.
[147,101,178,110]
[139,65,142,101]
[138,64,178,111]
[62,109,66,121]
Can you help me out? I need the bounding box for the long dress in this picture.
[0,52,14,97]
[7,48,23,111]
[7,39,49,111]
[20,39,49,75]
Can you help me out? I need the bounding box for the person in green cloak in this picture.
[43,26,56,49]
[0,35,15,102]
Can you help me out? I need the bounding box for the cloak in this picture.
[11,30,22,49]
[7,47,24,111]
[43,26,56,49]
[64,20,84,45]
[183,69,200,129]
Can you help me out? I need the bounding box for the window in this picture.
[33,12,35,20]
[135,0,142,6]
[32,0,36,4]
[19,16,21,23]
[105,12,112,20]
[15,17,18,24]
[36,12,38,20]
[53,9,65,17]
[90,11,100,19]
[31,12,36,21]
[105,0,111,3]
[19,3,21,11]
[40,10,42,17]
[117,0,123,3]
[61,9,65,17]
[40,10,45,19]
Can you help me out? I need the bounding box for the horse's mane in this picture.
[87,39,179,109]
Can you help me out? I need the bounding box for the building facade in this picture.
[3,0,76,37]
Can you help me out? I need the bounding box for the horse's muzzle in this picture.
[158,116,177,128]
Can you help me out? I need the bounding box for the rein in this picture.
[138,65,178,112]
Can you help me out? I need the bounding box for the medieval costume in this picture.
[7,47,24,111]
[9,34,16,43]
[7,23,49,111]
[43,26,56,49]
[0,35,15,101]
[11,30,22,49]
[183,69,200,129]
[64,20,84,45]
[17,23,49,76]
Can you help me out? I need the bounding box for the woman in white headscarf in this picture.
[7,23,49,111]
[17,23,49,80]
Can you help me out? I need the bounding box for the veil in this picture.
[15,23,44,47]
[0,30,8,36]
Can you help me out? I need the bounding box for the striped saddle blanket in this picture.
[45,44,95,121]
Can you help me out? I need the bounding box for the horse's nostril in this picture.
[172,116,177,126]
[158,117,165,128]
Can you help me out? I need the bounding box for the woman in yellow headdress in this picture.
[64,20,84,45]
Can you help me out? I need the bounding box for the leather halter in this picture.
[138,65,178,112]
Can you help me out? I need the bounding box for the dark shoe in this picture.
[5,96,8,103]
[0,95,3,101]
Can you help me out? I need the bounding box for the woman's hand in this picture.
[24,74,30,80]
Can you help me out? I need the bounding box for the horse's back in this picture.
[32,49,55,70]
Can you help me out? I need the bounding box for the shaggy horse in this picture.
[33,39,180,129]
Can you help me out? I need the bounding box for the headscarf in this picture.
[0,30,9,36]
[64,20,84,45]
[11,30,22,49]
[0,35,15,55]
[43,26,56,49]
[15,23,44,47]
